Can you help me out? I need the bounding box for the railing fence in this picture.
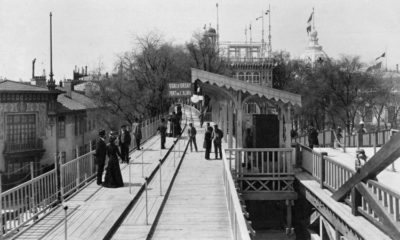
[296,142,400,236]
[0,113,166,238]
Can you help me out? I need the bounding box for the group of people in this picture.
[203,123,223,160]
[94,118,143,188]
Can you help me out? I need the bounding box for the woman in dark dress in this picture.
[103,135,124,188]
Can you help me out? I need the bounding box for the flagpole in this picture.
[216,3,219,52]
[268,4,271,57]
[262,10,265,57]
[385,46,388,71]
[312,7,315,31]
[245,26,247,43]
[249,23,252,44]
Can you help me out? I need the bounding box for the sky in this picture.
[0,0,400,82]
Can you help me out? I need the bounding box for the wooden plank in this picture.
[332,133,400,201]
[355,182,400,240]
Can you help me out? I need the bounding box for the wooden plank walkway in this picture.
[13,135,178,240]
[150,121,233,240]
[111,131,190,240]
[296,172,391,240]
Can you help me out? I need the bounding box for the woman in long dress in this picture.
[103,135,124,188]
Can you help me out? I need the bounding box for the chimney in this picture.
[64,81,73,98]
[85,66,88,76]
[397,64,399,73]
[105,72,109,79]
[32,58,36,79]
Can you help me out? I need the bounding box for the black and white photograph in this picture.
[1,0,400,239]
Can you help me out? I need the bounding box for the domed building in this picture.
[300,30,328,65]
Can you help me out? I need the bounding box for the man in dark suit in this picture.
[95,129,107,185]
[119,125,131,163]
[157,118,167,149]
[212,124,223,159]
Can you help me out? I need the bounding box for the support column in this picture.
[237,92,243,147]
[228,102,233,148]
[286,199,294,236]
[223,103,228,143]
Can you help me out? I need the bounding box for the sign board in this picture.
[168,82,192,98]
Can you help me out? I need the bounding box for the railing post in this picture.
[76,156,80,187]
[159,159,163,196]
[145,177,149,225]
[30,161,37,220]
[63,204,68,240]
[291,143,301,168]
[89,141,93,175]
[55,154,63,202]
[350,187,361,216]
[343,131,346,153]
[320,152,327,189]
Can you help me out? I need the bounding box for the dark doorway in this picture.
[253,114,279,148]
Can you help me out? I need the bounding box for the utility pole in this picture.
[267,4,272,57]
[216,3,219,52]
[48,12,56,90]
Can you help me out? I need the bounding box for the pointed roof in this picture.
[191,68,301,107]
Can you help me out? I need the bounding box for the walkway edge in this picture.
[146,133,190,240]
[103,125,187,240]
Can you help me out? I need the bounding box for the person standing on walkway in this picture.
[308,124,319,149]
[204,126,213,160]
[103,134,124,188]
[94,129,107,185]
[212,124,223,159]
[358,121,367,147]
[188,123,198,152]
[157,118,167,149]
[133,118,142,150]
[118,125,131,163]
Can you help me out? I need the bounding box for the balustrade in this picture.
[222,150,252,240]
[296,141,400,234]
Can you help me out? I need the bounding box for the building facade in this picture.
[0,80,59,188]
[0,78,99,189]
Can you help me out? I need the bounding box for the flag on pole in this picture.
[307,12,313,23]
[375,52,386,61]
[249,24,252,30]
[265,10,270,15]
[216,3,218,7]
[306,12,313,34]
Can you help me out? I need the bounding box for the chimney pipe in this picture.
[32,58,36,78]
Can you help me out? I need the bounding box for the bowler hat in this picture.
[99,129,106,136]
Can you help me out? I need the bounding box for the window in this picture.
[6,114,36,146]
[253,72,260,84]
[61,151,66,164]
[245,72,252,83]
[238,72,245,81]
[58,116,66,138]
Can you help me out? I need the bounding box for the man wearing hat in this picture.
[212,124,223,159]
[94,129,107,185]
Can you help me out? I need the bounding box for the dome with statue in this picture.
[300,30,328,64]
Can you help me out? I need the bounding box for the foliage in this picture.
[283,56,391,133]
[92,32,192,129]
